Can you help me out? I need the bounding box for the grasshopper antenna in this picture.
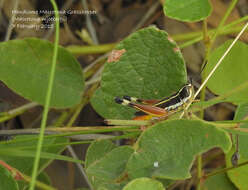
[200,61,207,75]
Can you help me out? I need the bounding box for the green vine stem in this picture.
[2,120,248,139]
[197,18,209,190]
[29,0,60,189]
[0,132,140,151]
[0,126,141,144]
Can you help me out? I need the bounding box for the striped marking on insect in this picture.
[115,83,194,120]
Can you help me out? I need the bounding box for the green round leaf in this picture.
[203,173,236,190]
[206,40,248,104]
[85,140,117,168]
[0,38,84,108]
[91,26,187,119]
[234,103,248,121]
[86,145,134,189]
[163,0,212,22]
[156,178,174,189]
[97,183,123,190]
[123,178,164,190]
[127,119,231,179]
[86,146,133,179]
[37,172,51,185]
[0,165,19,190]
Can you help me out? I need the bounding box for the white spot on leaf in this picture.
[154,161,159,167]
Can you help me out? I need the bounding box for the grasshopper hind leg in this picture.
[115,97,168,117]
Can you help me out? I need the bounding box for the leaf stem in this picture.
[66,43,116,55]
[105,119,149,126]
[0,102,38,123]
[29,0,60,189]
[63,16,248,56]
[173,15,248,42]
[8,102,38,115]
[179,16,247,49]
[22,174,56,190]
[67,83,99,127]
[211,0,238,46]
[65,23,248,56]
[53,110,71,127]
[66,15,248,56]
[204,160,248,179]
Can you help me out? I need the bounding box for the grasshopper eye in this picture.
[114,97,123,104]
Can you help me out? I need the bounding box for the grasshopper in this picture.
[115,83,194,120]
